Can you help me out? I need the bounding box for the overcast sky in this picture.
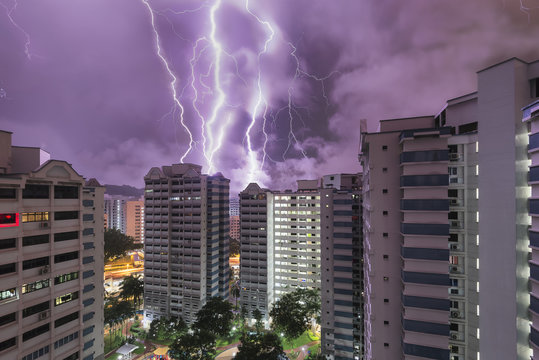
[1,0,538,194]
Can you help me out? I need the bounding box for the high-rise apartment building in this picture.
[104,197,126,234]
[143,163,230,324]
[320,174,363,360]
[0,130,105,360]
[125,200,144,244]
[360,57,539,360]
[230,215,240,242]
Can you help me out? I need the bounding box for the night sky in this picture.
[1,0,538,194]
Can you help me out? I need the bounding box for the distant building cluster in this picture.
[104,198,145,244]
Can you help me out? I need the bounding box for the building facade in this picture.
[320,174,363,360]
[0,130,105,360]
[104,198,126,234]
[143,163,230,325]
[360,57,539,360]
[125,200,144,244]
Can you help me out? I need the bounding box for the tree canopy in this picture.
[119,275,144,307]
[235,332,285,360]
[193,297,234,337]
[269,288,320,339]
[104,228,141,261]
[147,316,187,343]
[169,329,216,360]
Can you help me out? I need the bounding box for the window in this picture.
[83,284,94,293]
[0,188,16,199]
[23,256,49,270]
[0,238,16,250]
[22,279,50,294]
[83,312,95,322]
[54,186,79,199]
[0,262,16,275]
[0,213,18,227]
[384,321,389,325]
[383,211,388,216]
[384,343,389,347]
[384,298,389,303]
[383,276,389,281]
[82,270,94,279]
[382,145,388,151]
[0,312,16,327]
[54,331,78,349]
[382,168,388,173]
[55,292,79,306]
[21,212,49,223]
[383,233,388,238]
[54,231,78,242]
[55,272,79,285]
[54,251,78,264]
[62,351,79,360]
[23,323,50,341]
[22,301,49,318]
[383,255,389,260]
[22,184,49,199]
[54,211,79,221]
[83,256,94,264]
[0,337,16,352]
[55,311,79,328]
[382,189,388,194]
[22,345,50,360]
[23,234,49,247]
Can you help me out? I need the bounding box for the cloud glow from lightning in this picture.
[1,0,31,59]
[139,0,339,190]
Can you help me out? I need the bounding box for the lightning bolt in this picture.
[141,0,195,163]
[520,0,539,22]
[244,0,274,183]
[1,0,31,59]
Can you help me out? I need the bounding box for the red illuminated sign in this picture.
[0,213,19,228]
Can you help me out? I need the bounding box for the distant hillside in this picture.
[104,184,144,198]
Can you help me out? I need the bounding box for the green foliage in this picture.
[235,332,285,360]
[270,288,320,339]
[169,329,216,360]
[120,275,144,307]
[147,317,187,343]
[193,297,234,337]
[230,238,240,256]
[104,228,141,261]
[253,308,264,333]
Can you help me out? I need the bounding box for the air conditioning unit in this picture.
[40,266,50,274]
[450,199,459,206]
[450,244,459,251]
[450,220,460,228]
[39,311,48,320]
[40,222,50,229]
[451,333,458,340]
[450,266,459,273]
[449,153,460,161]
[451,311,460,318]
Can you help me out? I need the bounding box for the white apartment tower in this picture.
[360,57,539,360]
[0,130,105,360]
[143,163,230,324]
[103,198,126,234]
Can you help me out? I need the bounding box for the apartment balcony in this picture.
[400,174,449,188]
[401,199,449,212]
[400,150,449,164]
[449,265,464,275]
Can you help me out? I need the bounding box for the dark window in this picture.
[531,78,539,98]
[83,284,95,293]
[54,231,78,242]
[54,251,79,264]
[23,323,50,341]
[82,270,94,279]
[83,256,94,265]
[82,214,94,221]
[382,168,388,173]
[54,186,79,199]
[448,189,458,198]
[23,234,49,247]
[83,312,95,322]
[0,238,16,250]
[22,345,50,360]
[22,184,49,199]
[0,312,16,326]
[83,339,94,350]
[83,326,94,336]
[0,263,16,275]
[382,145,388,151]
[63,352,79,360]
[0,337,16,351]
[384,321,389,325]
[384,298,389,303]
[384,343,389,347]
[383,255,389,260]
[83,242,94,250]
[22,301,49,318]
[383,233,388,237]
[0,213,17,226]
[458,122,477,134]
[382,189,388,194]
[23,256,49,270]
[54,311,79,328]
[0,188,16,199]
[54,211,79,221]
[383,211,388,215]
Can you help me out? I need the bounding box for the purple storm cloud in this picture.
[0,0,538,194]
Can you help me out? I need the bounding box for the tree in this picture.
[148,316,187,343]
[235,332,284,360]
[104,228,141,262]
[193,297,234,337]
[253,308,264,333]
[231,284,240,309]
[169,329,216,360]
[230,238,240,256]
[270,288,320,339]
[120,275,144,308]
